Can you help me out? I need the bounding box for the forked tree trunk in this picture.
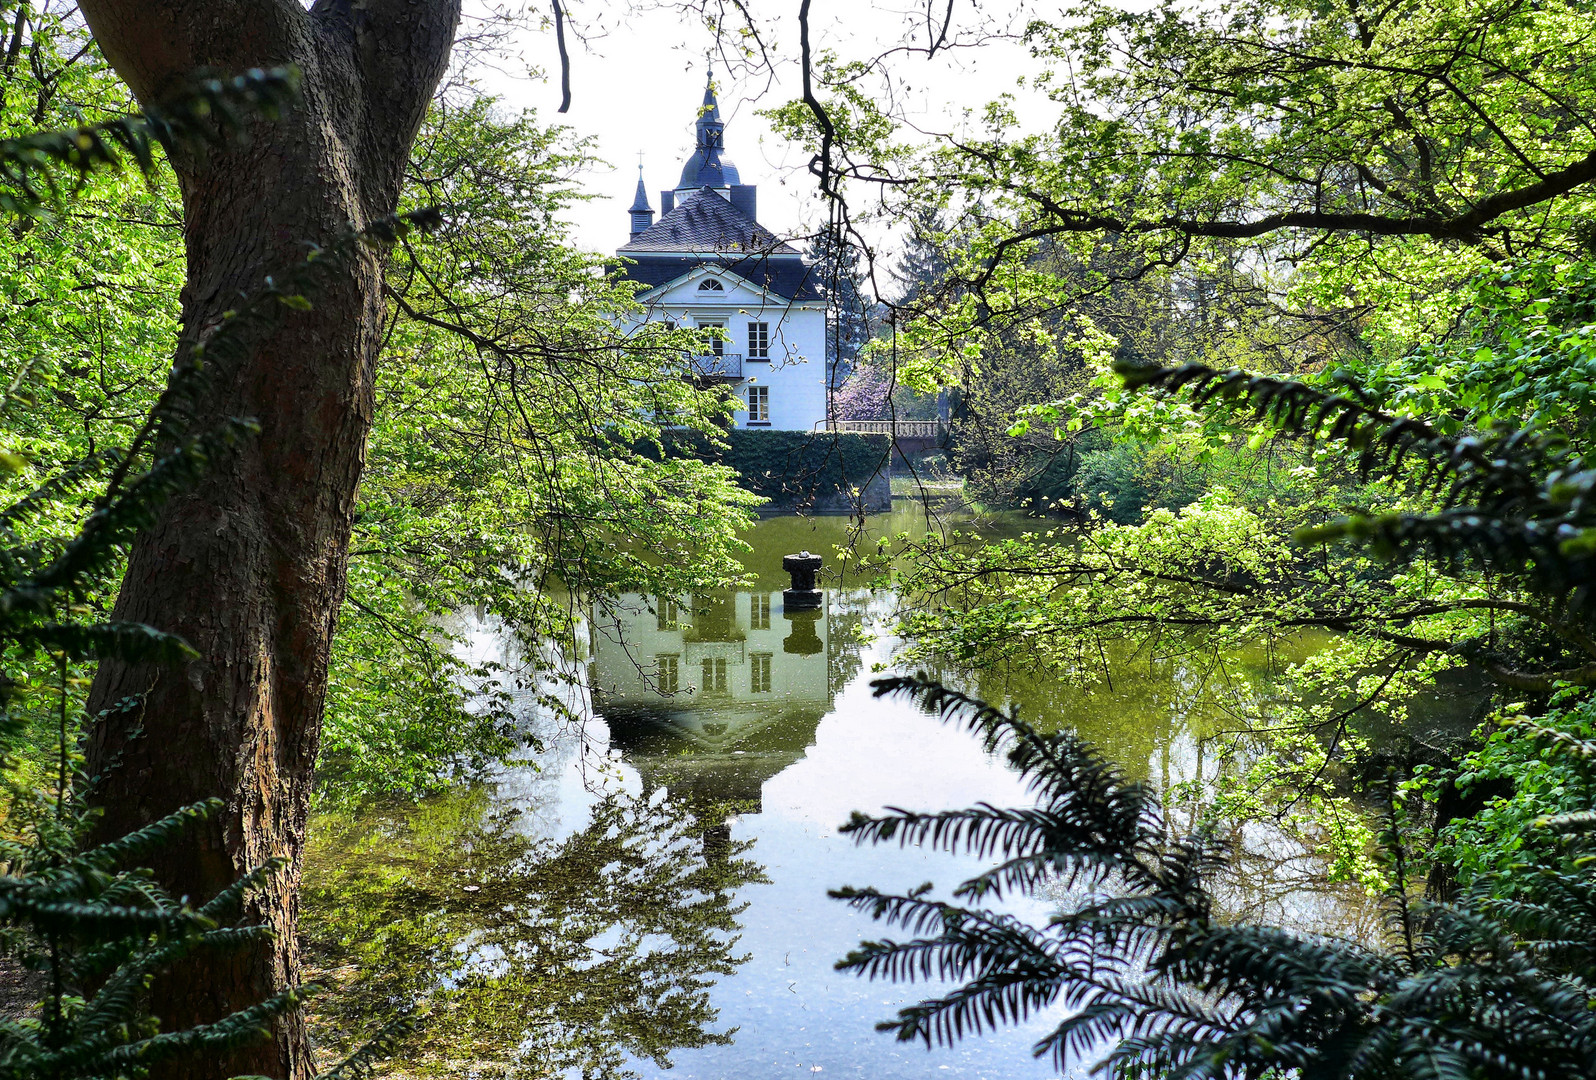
[77,3,460,1077]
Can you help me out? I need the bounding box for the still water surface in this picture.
[304,505,1375,1078]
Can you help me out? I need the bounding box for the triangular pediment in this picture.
[635,264,792,309]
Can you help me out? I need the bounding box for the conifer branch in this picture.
[0,68,299,218]
[835,676,1596,1077]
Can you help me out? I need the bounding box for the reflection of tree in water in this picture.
[301,783,766,1078]
[959,641,1284,780]
[1211,826,1384,942]
[949,647,1384,941]
[825,588,872,694]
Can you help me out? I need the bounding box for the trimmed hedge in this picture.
[640,429,891,505]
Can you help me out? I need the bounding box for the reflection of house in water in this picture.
[590,590,854,818]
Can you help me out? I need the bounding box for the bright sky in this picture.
[475,1,1049,274]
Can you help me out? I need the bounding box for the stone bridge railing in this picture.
[824,418,945,439]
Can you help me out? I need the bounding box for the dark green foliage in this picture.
[1014,432,1209,523]
[0,796,303,1080]
[991,429,1297,523]
[1072,443,1166,523]
[640,429,890,507]
[1119,357,1596,604]
[835,676,1596,1079]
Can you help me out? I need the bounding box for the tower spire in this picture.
[697,62,724,149]
[676,58,739,192]
[628,159,654,238]
[700,61,721,127]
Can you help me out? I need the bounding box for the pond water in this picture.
[302,504,1378,1079]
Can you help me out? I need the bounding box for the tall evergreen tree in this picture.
[808,221,874,399]
[888,205,954,307]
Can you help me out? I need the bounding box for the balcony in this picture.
[689,352,743,380]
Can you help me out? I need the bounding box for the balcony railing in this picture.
[689,352,743,379]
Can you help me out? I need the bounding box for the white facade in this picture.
[618,73,828,432]
[629,265,827,432]
[589,590,831,751]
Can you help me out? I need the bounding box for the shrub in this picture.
[639,429,891,506]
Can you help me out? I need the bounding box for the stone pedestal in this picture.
[781,550,823,611]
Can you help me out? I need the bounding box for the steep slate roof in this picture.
[620,253,822,302]
[620,188,798,255]
[628,173,652,214]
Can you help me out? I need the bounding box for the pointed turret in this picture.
[676,66,742,193]
[625,65,764,242]
[628,166,654,238]
[696,70,723,144]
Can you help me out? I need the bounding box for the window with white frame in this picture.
[750,593,771,629]
[746,385,769,424]
[700,321,724,356]
[701,657,727,692]
[698,278,724,291]
[750,653,772,693]
[656,596,680,631]
[747,322,770,359]
[655,654,680,695]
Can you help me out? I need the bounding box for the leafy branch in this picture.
[0,67,300,217]
[1117,357,1596,605]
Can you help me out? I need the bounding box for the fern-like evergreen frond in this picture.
[836,676,1596,1078]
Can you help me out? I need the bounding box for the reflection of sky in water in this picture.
[665,685,1075,1074]
[548,592,1076,1079]
[424,508,1377,1078]
[613,596,1068,1077]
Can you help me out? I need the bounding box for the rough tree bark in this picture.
[77,3,461,1077]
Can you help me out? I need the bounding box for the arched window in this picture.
[697,278,724,291]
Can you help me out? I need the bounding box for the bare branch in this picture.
[551,0,571,113]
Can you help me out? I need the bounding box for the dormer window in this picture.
[698,278,724,291]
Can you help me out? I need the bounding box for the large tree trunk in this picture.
[78,3,459,1077]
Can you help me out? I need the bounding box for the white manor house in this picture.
[617,74,827,432]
